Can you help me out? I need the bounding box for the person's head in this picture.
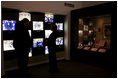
[50,24,57,31]
[21,18,29,26]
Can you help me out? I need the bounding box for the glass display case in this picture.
[78,15,111,52]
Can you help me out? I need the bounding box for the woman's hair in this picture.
[51,24,57,31]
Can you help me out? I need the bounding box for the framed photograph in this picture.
[78,30,83,36]
[84,25,88,31]
[103,24,111,39]
[79,19,83,25]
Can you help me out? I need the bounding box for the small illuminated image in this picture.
[28,30,31,37]
[79,19,83,25]
[28,48,32,57]
[4,40,15,51]
[33,38,43,48]
[33,21,43,30]
[45,30,53,38]
[89,30,93,35]
[45,46,49,54]
[3,20,16,31]
[56,37,63,45]
[84,25,88,31]
[78,30,83,36]
[56,23,63,31]
[45,13,54,23]
[19,12,31,21]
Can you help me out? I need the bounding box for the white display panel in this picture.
[28,48,32,57]
[45,46,49,54]
[33,38,43,48]
[55,23,63,31]
[19,12,31,21]
[56,37,63,45]
[45,30,53,38]
[4,40,15,51]
[45,13,54,23]
[28,30,31,37]
[33,21,43,30]
[3,20,16,31]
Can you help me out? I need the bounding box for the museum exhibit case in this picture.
[71,2,117,71]
[2,8,65,70]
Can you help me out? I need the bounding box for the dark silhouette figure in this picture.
[13,18,31,74]
[47,24,58,72]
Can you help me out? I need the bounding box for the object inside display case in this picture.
[98,48,106,53]
[83,46,91,50]
[78,15,111,53]
[91,47,98,52]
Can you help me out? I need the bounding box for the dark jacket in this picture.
[13,21,31,50]
[48,31,57,53]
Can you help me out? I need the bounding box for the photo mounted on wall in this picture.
[28,30,31,37]
[56,37,63,45]
[55,23,63,31]
[45,30,53,38]
[33,38,43,48]
[104,24,111,39]
[78,30,83,36]
[45,13,54,23]
[89,30,93,35]
[84,25,88,31]
[33,21,43,30]
[3,20,16,31]
[45,46,49,54]
[19,12,31,21]
[79,19,83,25]
[3,40,15,51]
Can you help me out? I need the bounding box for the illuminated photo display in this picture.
[56,23,63,31]
[28,30,31,37]
[78,30,83,36]
[45,13,54,23]
[56,37,63,45]
[28,48,32,57]
[19,12,31,21]
[45,46,49,54]
[3,20,16,31]
[33,21,43,30]
[33,38,43,48]
[45,30,53,38]
[4,40,15,51]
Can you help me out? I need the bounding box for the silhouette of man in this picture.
[48,24,58,72]
[13,18,31,74]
